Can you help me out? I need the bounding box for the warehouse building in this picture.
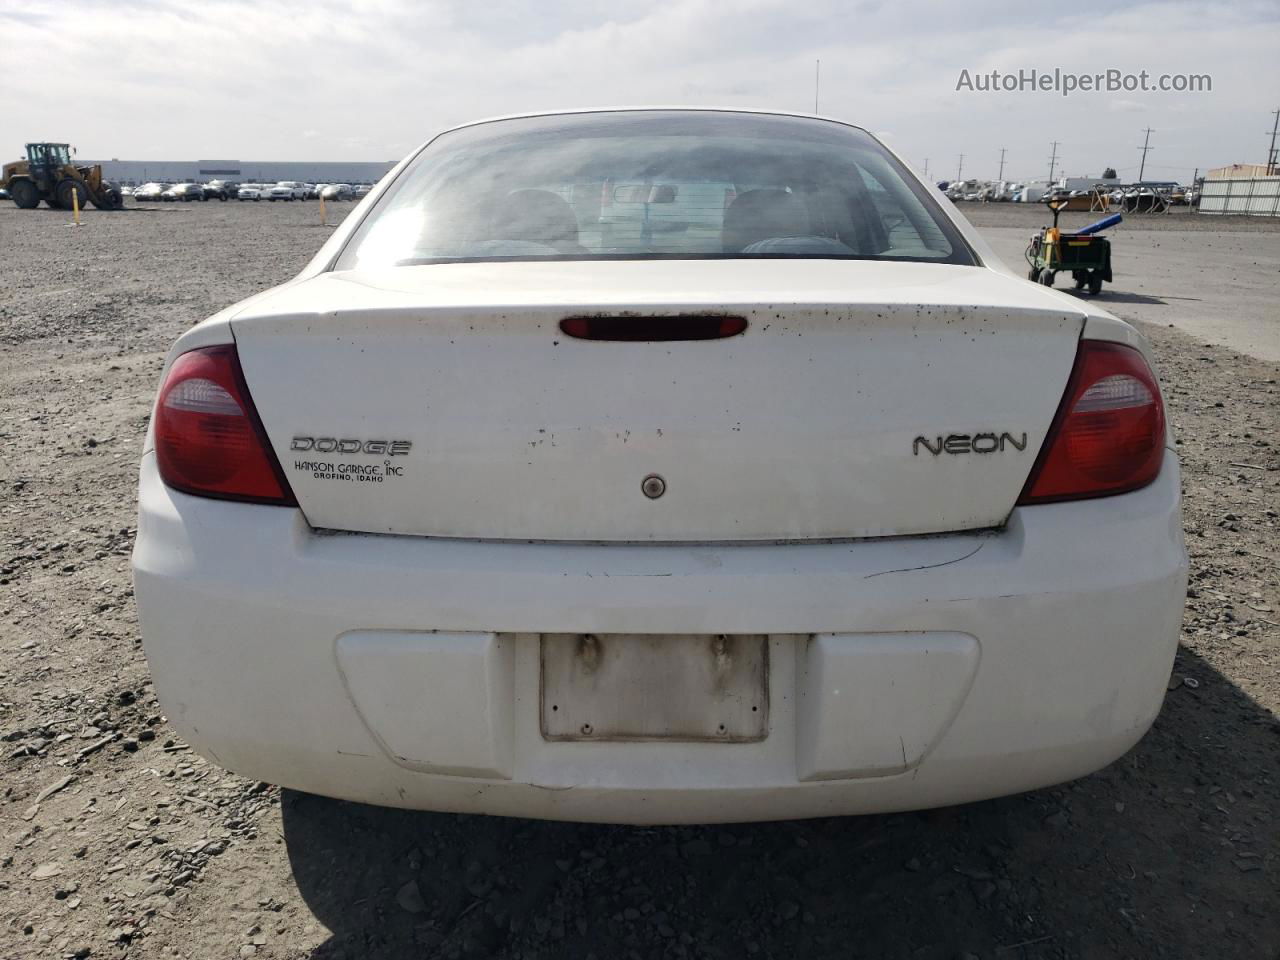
[92,158,397,186]
[1199,162,1280,217]
[1204,163,1272,180]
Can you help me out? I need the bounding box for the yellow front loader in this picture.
[2,142,123,210]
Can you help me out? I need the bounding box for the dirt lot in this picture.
[964,204,1280,363]
[1,201,1277,960]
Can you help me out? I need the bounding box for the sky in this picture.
[3,0,1277,183]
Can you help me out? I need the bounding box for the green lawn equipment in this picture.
[1026,200,1119,295]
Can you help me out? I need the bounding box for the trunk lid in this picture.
[232,260,1083,541]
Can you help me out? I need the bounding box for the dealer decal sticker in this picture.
[289,436,411,484]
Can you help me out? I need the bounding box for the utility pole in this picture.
[923,158,929,179]
[1047,141,1060,184]
[1137,128,1154,183]
[957,154,965,180]
[1267,109,1279,175]
[814,60,820,115]
[997,148,1007,181]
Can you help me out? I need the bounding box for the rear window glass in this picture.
[336,111,975,269]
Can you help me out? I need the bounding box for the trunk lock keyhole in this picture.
[641,474,666,499]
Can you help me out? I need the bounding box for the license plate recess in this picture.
[540,633,768,742]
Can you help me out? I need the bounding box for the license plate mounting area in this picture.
[539,634,769,742]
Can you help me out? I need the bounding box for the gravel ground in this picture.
[1,201,1277,960]
[961,203,1280,362]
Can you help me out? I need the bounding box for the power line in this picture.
[1047,141,1060,183]
[997,148,1007,181]
[1137,128,1154,182]
[1115,162,1203,172]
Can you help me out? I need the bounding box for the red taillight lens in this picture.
[154,345,296,505]
[1018,340,1165,504]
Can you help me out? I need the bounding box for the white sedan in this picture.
[267,181,307,201]
[133,109,1187,825]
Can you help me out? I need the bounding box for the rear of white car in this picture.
[133,110,1186,824]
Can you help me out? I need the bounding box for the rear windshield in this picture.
[336,112,975,269]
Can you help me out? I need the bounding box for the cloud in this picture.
[1,0,1276,181]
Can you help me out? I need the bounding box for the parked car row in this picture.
[933,178,1196,208]
[234,181,374,201]
[122,180,377,204]
[127,182,228,202]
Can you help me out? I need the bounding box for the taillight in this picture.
[1018,340,1165,504]
[153,344,296,505]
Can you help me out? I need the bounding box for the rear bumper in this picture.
[133,452,1187,824]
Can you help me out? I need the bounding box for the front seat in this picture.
[722,189,811,252]
[493,189,585,253]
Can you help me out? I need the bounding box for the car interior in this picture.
[342,126,967,268]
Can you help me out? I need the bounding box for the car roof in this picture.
[433,107,871,140]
